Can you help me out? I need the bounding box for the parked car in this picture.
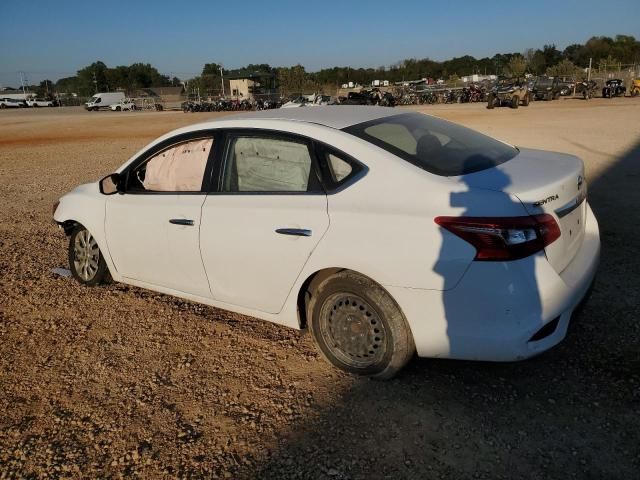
[532,76,561,100]
[26,98,54,107]
[53,107,599,379]
[85,92,125,111]
[0,98,25,109]
[602,79,626,98]
[487,78,531,108]
[110,98,137,111]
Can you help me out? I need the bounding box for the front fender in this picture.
[53,182,119,279]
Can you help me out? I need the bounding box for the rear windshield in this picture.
[343,112,518,176]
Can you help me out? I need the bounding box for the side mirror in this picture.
[99,173,122,195]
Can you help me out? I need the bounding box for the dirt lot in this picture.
[1,100,639,479]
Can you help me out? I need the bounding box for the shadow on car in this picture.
[237,140,640,479]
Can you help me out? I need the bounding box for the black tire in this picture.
[33,103,39,108]
[115,106,121,111]
[487,94,495,109]
[308,271,415,379]
[0,104,5,109]
[523,93,530,106]
[511,95,519,109]
[68,225,110,286]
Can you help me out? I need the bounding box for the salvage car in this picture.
[487,78,531,108]
[110,98,137,111]
[53,107,600,379]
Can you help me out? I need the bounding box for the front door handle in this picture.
[169,219,194,226]
[276,228,312,237]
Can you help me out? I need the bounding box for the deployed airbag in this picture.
[144,138,212,191]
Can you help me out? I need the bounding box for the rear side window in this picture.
[344,113,518,176]
[222,136,320,193]
[327,153,352,182]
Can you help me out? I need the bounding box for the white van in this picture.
[85,92,125,111]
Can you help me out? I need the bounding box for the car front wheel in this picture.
[308,271,415,379]
[68,226,110,286]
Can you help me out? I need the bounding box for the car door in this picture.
[104,132,217,298]
[200,130,329,314]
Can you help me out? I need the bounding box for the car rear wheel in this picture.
[308,271,415,379]
[68,226,110,286]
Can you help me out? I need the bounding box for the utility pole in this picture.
[587,58,592,82]
[93,71,98,94]
[220,66,225,97]
[19,72,27,97]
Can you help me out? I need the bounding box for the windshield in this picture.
[343,113,518,176]
[537,78,553,86]
[88,96,98,103]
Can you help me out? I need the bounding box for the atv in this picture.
[630,79,640,97]
[487,78,531,109]
[602,79,626,98]
[532,76,562,100]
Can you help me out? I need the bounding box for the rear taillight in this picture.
[434,214,561,261]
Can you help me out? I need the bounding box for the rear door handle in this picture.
[275,228,312,237]
[169,219,194,226]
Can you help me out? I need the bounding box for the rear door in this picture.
[199,130,329,314]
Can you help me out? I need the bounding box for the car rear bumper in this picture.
[387,202,600,362]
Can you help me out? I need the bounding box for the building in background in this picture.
[225,69,278,101]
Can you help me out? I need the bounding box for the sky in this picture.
[1,0,639,87]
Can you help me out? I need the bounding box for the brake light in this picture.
[434,214,561,261]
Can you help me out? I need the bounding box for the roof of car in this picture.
[225,106,401,130]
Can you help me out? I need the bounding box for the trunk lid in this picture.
[459,147,587,273]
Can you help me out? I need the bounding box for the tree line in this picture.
[30,34,640,98]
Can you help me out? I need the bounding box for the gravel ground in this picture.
[0,100,639,479]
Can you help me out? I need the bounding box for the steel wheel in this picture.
[318,293,388,369]
[308,271,415,379]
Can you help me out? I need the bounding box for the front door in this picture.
[200,131,329,314]
[105,135,215,298]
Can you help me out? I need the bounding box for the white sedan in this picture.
[53,107,600,378]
